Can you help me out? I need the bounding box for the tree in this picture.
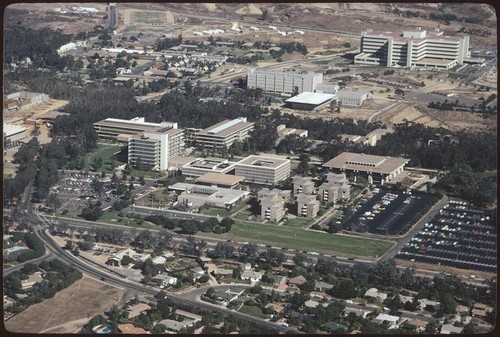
[440,292,457,314]
[46,193,61,212]
[296,153,310,174]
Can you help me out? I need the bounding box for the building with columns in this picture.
[322,152,409,185]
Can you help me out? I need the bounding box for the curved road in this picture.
[30,225,300,334]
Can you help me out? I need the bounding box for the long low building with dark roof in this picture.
[322,152,409,185]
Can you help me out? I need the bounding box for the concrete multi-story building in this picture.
[323,152,409,185]
[257,188,291,222]
[128,127,184,171]
[296,193,319,219]
[318,172,350,204]
[355,28,470,70]
[181,157,237,177]
[194,118,254,150]
[3,124,28,148]
[168,183,249,210]
[247,68,323,94]
[93,117,178,141]
[235,155,291,185]
[292,175,315,195]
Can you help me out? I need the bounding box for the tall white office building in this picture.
[247,68,323,94]
[355,28,470,69]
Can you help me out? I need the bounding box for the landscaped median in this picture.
[229,222,394,258]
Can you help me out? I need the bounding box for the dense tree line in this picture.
[366,121,496,172]
[435,164,497,206]
[144,214,233,235]
[155,35,183,51]
[3,138,40,207]
[11,233,46,263]
[4,26,72,68]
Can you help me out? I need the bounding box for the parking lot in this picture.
[39,171,155,216]
[396,200,496,275]
[344,188,437,235]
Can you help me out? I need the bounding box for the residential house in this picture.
[21,272,44,289]
[152,274,178,288]
[314,281,334,292]
[304,299,321,308]
[344,307,372,319]
[322,322,348,333]
[374,313,400,326]
[364,288,388,302]
[264,303,285,315]
[398,294,414,305]
[241,271,262,283]
[127,303,152,319]
[151,256,167,265]
[288,275,306,287]
[190,266,205,281]
[176,310,202,324]
[106,248,150,266]
[418,298,440,311]
[116,324,147,334]
[158,318,195,333]
[215,268,234,278]
[440,323,464,334]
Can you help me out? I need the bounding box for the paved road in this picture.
[29,224,301,334]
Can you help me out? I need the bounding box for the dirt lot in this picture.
[4,277,125,334]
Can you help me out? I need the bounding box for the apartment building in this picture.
[194,117,254,150]
[318,172,351,204]
[296,193,320,219]
[292,175,315,195]
[235,155,291,185]
[258,188,291,222]
[355,28,470,69]
[247,68,323,94]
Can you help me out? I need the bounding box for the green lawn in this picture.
[229,222,393,257]
[131,10,169,24]
[200,201,249,217]
[238,305,267,319]
[234,210,256,221]
[283,217,311,228]
[85,144,122,173]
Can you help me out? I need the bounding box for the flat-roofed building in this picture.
[247,68,323,94]
[292,175,315,195]
[93,117,178,141]
[257,188,291,222]
[169,183,250,209]
[276,124,308,138]
[296,193,319,219]
[3,124,28,148]
[181,157,237,177]
[3,91,49,113]
[194,117,254,150]
[315,82,339,94]
[318,172,350,204]
[127,126,184,171]
[235,155,291,185]
[323,152,409,185]
[195,172,245,188]
[355,28,470,70]
[285,92,338,111]
[337,90,371,107]
[341,128,392,147]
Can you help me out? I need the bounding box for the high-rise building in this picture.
[355,28,470,69]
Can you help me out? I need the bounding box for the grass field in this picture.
[4,277,124,333]
[84,144,121,173]
[131,11,169,25]
[283,217,311,228]
[238,305,267,319]
[200,201,248,217]
[228,222,393,257]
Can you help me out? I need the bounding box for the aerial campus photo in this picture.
[2,2,497,335]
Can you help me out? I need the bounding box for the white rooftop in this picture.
[285,92,337,105]
[3,124,27,137]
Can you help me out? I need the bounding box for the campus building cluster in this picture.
[355,27,471,69]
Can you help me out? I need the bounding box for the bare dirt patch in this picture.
[4,277,125,334]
